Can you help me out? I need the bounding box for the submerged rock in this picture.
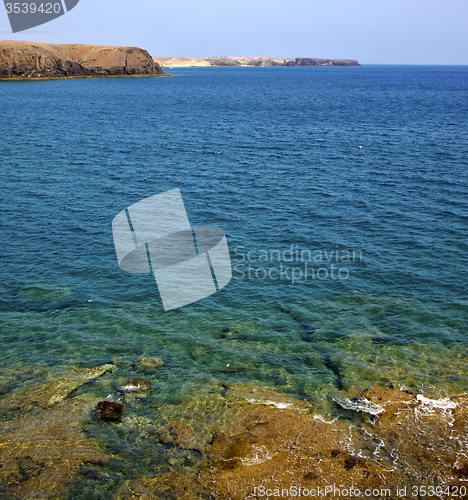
[2,367,467,499]
[116,385,468,499]
[111,356,133,368]
[18,283,72,303]
[0,363,115,413]
[135,357,163,374]
[119,378,152,403]
[96,400,125,421]
[157,421,197,449]
[0,365,113,499]
[119,378,152,393]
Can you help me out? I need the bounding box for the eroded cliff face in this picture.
[55,44,163,76]
[0,40,164,79]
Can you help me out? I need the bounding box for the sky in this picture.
[0,0,467,64]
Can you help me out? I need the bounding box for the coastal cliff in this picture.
[0,41,164,79]
[154,56,360,67]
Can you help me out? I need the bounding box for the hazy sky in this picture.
[1,0,467,64]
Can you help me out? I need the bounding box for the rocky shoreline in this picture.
[0,361,467,499]
[0,41,165,80]
[154,56,360,68]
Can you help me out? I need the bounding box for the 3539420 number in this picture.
[412,485,467,497]
[5,3,62,14]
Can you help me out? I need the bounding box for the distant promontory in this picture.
[153,56,360,68]
[0,41,165,79]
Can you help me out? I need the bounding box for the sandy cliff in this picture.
[0,41,164,79]
[154,56,360,67]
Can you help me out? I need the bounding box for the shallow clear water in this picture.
[1,65,468,409]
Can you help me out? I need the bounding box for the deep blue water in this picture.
[1,66,468,408]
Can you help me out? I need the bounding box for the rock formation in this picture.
[1,365,466,499]
[0,40,164,79]
[117,383,468,499]
[96,400,125,421]
[0,364,115,498]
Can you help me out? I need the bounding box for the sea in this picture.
[0,65,467,491]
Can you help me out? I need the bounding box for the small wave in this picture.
[313,413,339,424]
[416,394,457,410]
[334,396,385,415]
[246,398,292,409]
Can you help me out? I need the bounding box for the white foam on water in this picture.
[313,413,338,424]
[246,398,292,409]
[334,397,385,415]
[119,384,141,393]
[245,398,309,413]
[240,445,274,466]
[416,394,457,410]
[415,394,457,426]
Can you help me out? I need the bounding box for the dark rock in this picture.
[107,459,127,472]
[344,456,365,470]
[16,456,43,480]
[79,466,104,480]
[96,401,124,421]
[454,462,468,478]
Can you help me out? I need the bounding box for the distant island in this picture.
[153,56,360,67]
[0,41,165,79]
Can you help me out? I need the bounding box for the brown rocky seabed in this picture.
[0,363,467,499]
[0,41,165,79]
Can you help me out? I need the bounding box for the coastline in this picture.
[1,60,467,500]
[0,40,165,80]
[1,360,466,498]
[153,56,361,68]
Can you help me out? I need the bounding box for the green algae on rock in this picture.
[115,384,468,500]
[134,357,164,374]
[0,365,115,499]
[18,283,73,302]
[0,363,115,413]
[1,364,468,499]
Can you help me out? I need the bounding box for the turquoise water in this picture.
[1,65,468,408]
